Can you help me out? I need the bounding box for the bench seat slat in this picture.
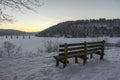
[87,41,103,45]
[59,46,84,51]
[54,52,84,60]
[60,43,84,47]
[87,47,102,51]
[87,44,102,48]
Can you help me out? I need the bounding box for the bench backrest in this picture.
[86,41,105,53]
[59,40,105,57]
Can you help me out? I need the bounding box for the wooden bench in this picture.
[54,40,105,68]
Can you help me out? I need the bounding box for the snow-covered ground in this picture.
[0,36,120,80]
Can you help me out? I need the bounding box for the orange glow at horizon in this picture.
[0,27,45,32]
[0,25,45,32]
[0,17,61,32]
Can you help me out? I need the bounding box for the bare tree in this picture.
[0,0,42,23]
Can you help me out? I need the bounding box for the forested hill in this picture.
[36,18,120,37]
[0,29,28,36]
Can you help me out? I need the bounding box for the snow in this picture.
[0,36,120,80]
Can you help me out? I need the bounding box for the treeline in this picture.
[0,29,36,36]
[36,18,120,37]
[0,29,26,36]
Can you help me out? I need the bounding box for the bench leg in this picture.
[83,59,87,64]
[75,56,78,63]
[63,61,67,68]
[100,54,104,60]
[63,58,67,68]
[63,62,66,68]
[56,60,59,66]
[90,54,93,59]
[83,54,87,64]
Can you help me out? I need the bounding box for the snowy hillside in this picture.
[0,36,120,80]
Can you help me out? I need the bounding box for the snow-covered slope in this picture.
[0,36,120,80]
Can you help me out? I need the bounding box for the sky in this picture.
[0,0,120,32]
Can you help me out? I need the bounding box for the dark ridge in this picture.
[36,18,120,38]
[0,29,37,36]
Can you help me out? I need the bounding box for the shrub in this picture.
[1,41,22,58]
[0,48,3,58]
[44,40,59,53]
[3,41,16,57]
